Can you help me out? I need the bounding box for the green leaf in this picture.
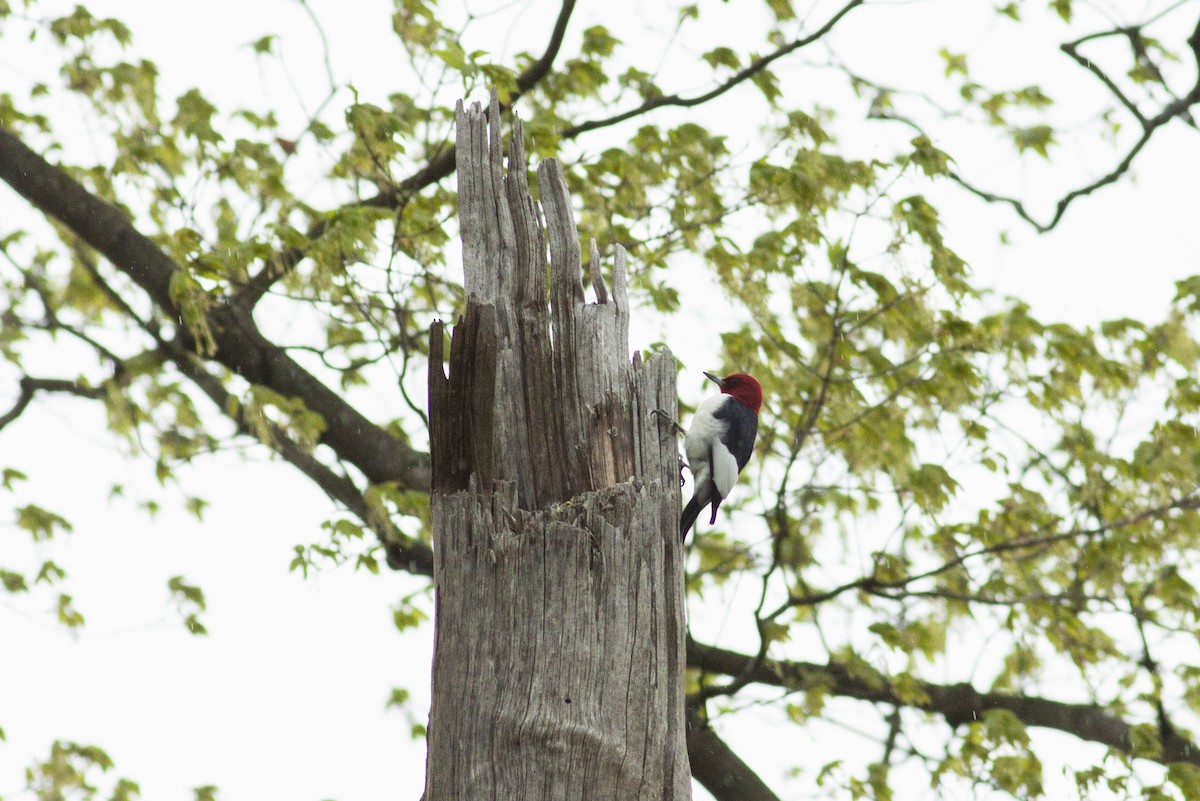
[168,575,208,635]
[996,3,1020,20]
[386,687,411,709]
[764,0,796,21]
[249,34,276,54]
[939,48,968,77]
[702,46,741,72]
[168,575,207,610]
[1168,763,1200,800]
[16,504,73,540]
[393,598,429,631]
[581,25,619,58]
[433,41,466,70]
[1,569,27,593]
[186,496,208,521]
[36,560,65,584]
[1,467,26,490]
[1129,722,1163,758]
[173,88,222,144]
[907,463,961,511]
[112,778,142,801]
[910,136,952,176]
[750,64,781,105]
[1049,0,1071,22]
[289,544,310,577]
[990,753,1043,797]
[57,594,85,628]
[761,620,790,644]
[1012,125,1056,157]
[982,709,1030,745]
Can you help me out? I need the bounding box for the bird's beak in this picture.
[702,371,725,387]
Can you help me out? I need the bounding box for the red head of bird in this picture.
[703,371,763,414]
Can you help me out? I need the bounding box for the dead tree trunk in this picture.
[423,95,690,800]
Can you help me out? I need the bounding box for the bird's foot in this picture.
[650,408,685,438]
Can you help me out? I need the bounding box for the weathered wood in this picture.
[425,92,689,800]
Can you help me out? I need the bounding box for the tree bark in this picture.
[423,94,690,800]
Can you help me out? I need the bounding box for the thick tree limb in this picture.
[687,703,783,801]
[0,128,431,496]
[74,241,436,576]
[687,638,1200,766]
[170,346,434,576]
[0,0,573,574]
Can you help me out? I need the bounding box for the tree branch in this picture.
[72,235,436,577]
[236,0,579,305]
[0,380,33,432]
[369,0,578,203]
[950,12,1200,232]
[241,0,858,308]
[561,0,864,138]
[732,493,1199,633]
[0,375,105,432]
[170,344,434,576]
[947,125,1156,233]
[687,702,783,801]
[0,128,431,496]
[687,638,1200,766]
[1060,35,1146,125]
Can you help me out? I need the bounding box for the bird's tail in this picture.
[680,496,702,541]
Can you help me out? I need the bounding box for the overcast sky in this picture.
[2,1,1198,799]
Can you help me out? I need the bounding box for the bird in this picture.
[680,371,762,540]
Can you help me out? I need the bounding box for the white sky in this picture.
[1,0,1198,799]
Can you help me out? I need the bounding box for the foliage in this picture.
[2,0,1200,799]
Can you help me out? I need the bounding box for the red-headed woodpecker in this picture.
[680,371,763,540]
